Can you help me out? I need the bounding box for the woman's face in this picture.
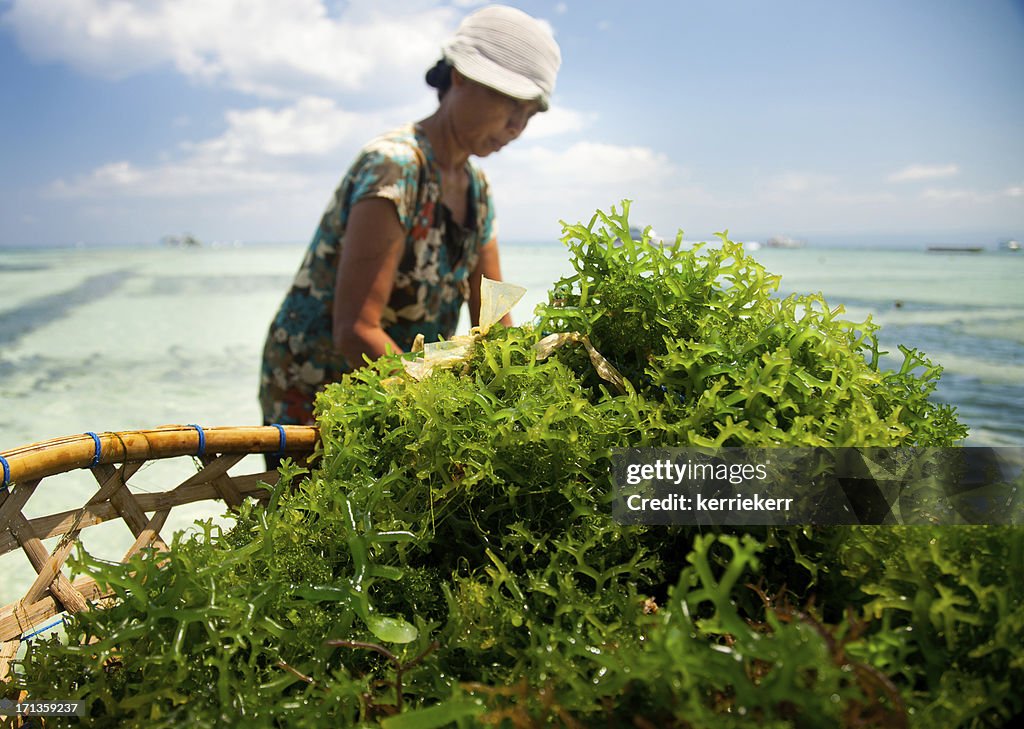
[448,70,541,158]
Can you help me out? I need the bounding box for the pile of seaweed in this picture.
[11,204,1022,728]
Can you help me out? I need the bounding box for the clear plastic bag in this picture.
[478,277,527,334]
[402,277,525,380]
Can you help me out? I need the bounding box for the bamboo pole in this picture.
[0,425,318,488]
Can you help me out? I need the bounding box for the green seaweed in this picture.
[8,203,1019,728]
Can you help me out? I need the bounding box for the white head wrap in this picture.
[443,5,561,111]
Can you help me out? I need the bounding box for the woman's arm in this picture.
[332,198,406,368]
[468,237,513,328]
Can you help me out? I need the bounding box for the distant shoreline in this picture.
[2,233,1022,253]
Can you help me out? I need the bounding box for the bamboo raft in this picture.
[0,424,319,681]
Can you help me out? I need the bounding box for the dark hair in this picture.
[425,58,453,101]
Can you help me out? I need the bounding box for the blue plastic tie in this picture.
[86,431,102,468]
[23,617,66,641]
[0,454,10,490]
[272,424,287,457]
[188,424,206,457]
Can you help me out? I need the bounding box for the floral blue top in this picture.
[259,123,497,424]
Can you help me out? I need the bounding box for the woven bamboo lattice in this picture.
[0,424,319,681]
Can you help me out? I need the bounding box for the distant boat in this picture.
[926,245,984,254]
[630,225,664,244]
[161,233,202,248]
[765,235,805,249]
[614,225,663,247]
[1000,239,1020,252]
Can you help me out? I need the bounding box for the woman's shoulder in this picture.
[358,124,426,170]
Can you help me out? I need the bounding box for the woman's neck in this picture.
[419,110,469,173]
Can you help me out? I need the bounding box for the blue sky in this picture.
[1,0,1022,247]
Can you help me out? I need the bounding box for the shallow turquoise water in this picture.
[0,241,1021,605]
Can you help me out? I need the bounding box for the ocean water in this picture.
[1,241,1022,606]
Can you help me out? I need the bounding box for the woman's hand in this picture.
[332,198,406,368]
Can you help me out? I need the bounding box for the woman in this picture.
[259,5,561,443]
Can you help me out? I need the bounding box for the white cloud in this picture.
[917,183,1024,204]
[499,141,675,191]
[887,163,959,183]
[1,0,458,100]
[44,96,406,198]
[520,106,594,140]
[49,158,311,199]
[920,188,979,202]
[769,171,837,194]
[181,97,365,164]
[478,140,712,238]
[755,171,838,204]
